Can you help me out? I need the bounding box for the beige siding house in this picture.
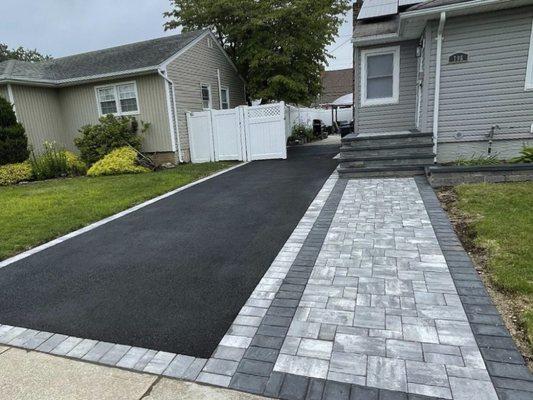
[0,30,246,163]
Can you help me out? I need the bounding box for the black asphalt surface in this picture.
[0,143,339,358]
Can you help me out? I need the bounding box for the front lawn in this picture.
[442,182,533,357]
[0,162,234,260]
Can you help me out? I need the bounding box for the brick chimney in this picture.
[353,0,363,25]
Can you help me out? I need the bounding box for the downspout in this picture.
[216,69,223,108]
[158,69,183,163]
[7,84,16,117]
[433,12,446,161]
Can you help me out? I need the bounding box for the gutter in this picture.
[0,66,160,87]
[433,12,446,161]
[158,69,184,163]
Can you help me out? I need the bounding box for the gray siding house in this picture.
[0,30,246,163]
[352,0,533,163]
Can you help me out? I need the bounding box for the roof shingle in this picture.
[0,30,207,84]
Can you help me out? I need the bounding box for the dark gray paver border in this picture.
[414,176,533,400]
[228,178,445,400]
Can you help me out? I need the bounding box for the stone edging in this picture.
[415,176,533,400]
[425,164,533,187]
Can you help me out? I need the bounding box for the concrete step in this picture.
[337,165,426,179]
[342,132,433,148]
[340,143,434,158]
[339,154,435,168]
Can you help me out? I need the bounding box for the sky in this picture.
[1,0,353,71]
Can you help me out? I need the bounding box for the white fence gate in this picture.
[187,102,287,163]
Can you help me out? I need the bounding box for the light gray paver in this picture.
[66,338,98,358]
[50,336,83,355]
[142,351,176,374]
[116,347,149,369]
[163,354,195,378]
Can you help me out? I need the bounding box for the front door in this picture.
[415,38,425,130]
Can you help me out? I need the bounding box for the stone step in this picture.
[340,143,434,158]
[337,165,426,179]
[339,154,435,168]
[342,132,433,148]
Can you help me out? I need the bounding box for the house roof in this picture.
[319,68,353,105]
[0,30,208,85]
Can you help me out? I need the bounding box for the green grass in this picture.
[0,162,234,261]
[454,182,533,346]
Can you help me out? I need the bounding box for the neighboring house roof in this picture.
[319,68,353,105]
[0,30,208,85]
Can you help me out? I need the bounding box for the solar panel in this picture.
[358,0,399,20]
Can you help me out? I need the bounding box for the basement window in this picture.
[361,46,400,107]
[95,82,139,116]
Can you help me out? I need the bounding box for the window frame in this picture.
[525,18,533,90]
[220,86,230,109]
[94,81,140,117]
[201,83,212,110]
[360,46,400,107]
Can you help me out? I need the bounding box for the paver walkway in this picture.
[272,178,493,399]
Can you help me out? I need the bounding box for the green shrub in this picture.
[291,124,314,141]
[511,146,533,164]
[65,151,87,175]
[30,141,69,180]
[75,115,149,165]
[0,161,32,186]
[454,154,501,166]
[0,97,29,165]
[87,147,150,177]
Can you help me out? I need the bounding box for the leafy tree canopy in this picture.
[164,0,350,105]
[0,43,51,63]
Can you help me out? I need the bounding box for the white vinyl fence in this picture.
[187,102,287,163]
[187,102,352,163]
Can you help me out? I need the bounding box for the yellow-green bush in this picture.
[87,147,150,177]
[0,161,32,186]
[65,151,87,175]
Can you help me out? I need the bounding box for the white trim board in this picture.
[525,18,533,90]
[0,162,248,269]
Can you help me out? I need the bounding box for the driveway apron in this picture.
[0,143,339,359]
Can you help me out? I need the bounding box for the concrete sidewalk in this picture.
[0,346,266,400]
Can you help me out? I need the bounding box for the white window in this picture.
[201,84,212,109]
[220,87,230,109]
[526,19,533,90]
[95,82,139,116]
[360,46,400,107]
[207,37,213,49]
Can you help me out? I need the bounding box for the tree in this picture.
[164,0,350,105]
[0,97,29,165]
[0,43,51,63]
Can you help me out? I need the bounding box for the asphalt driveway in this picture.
[0,143,339,358]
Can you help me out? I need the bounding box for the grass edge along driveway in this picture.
[0,162,235,261]
[443,182,532,359]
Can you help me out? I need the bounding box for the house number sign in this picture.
[449,53,468,64]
